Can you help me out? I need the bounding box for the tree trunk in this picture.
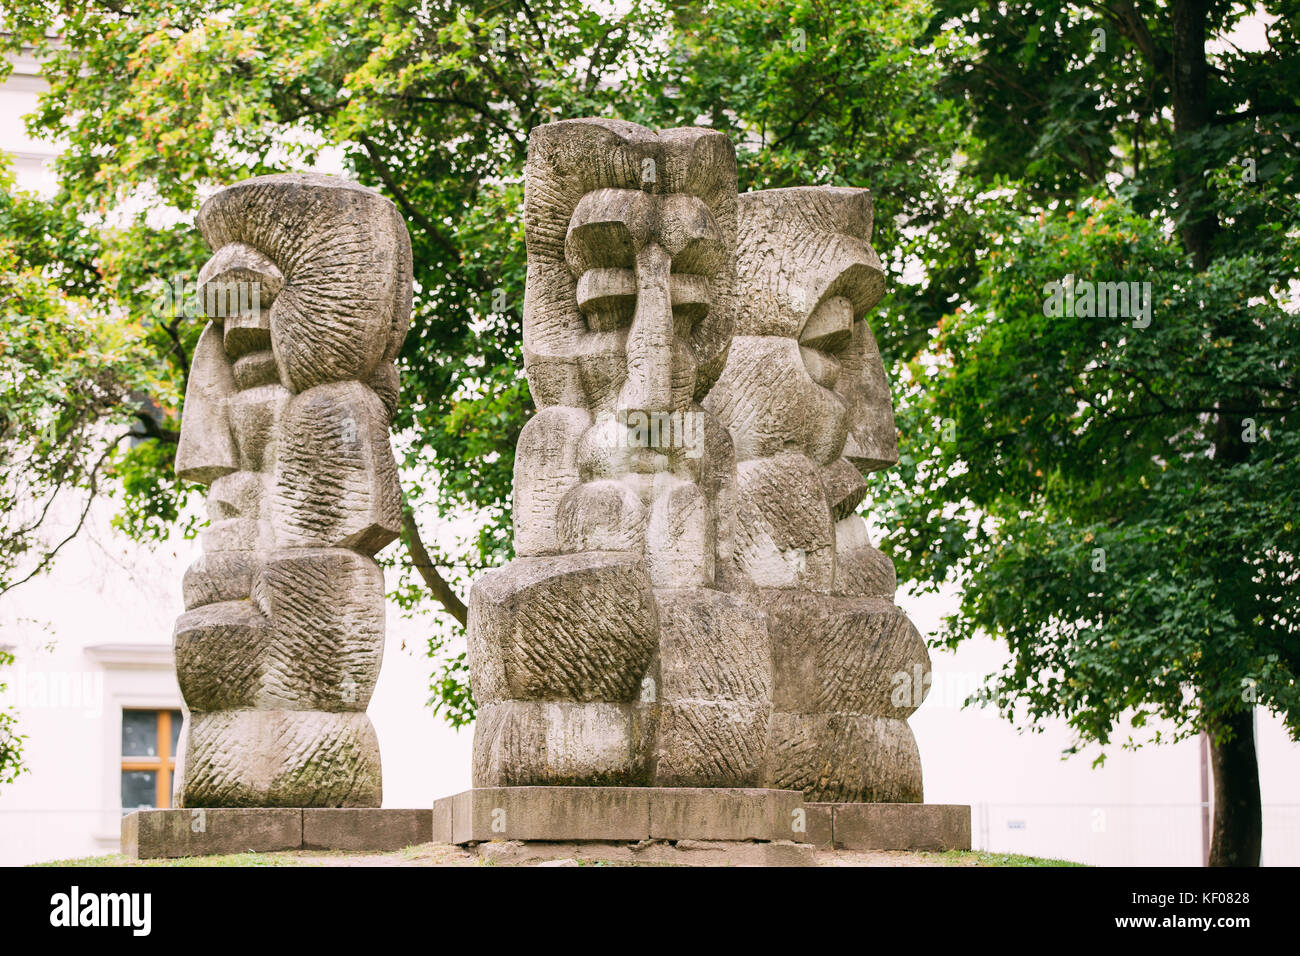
[1207,708,1262,866]
[1170,0,1217,268]
[1172,0,1263,869]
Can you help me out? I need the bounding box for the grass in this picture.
[925,849,1086,867]
[32,851,307,867]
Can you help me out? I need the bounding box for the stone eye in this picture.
[669,273,710,335]
[576,267,636,332]
[799,295,855,389]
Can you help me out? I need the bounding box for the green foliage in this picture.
[874,0,1300,759]
[664,0,981,361]
[9,0,1289,765]
[0,156,175,595]
[1,0,969,721]
[0,647,24,788]
[886,191,1299,752]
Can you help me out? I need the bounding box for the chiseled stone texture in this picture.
[467,122,930,802]
[171,173,410,808]
[468,551,657,706]
[183,710,382,807]
[432,786,804,844]
[817,802,972,851]
[651,589,772,787]
[472,701,655,787]
[765,713,924,804]
[706,184,932,803]
[468,118,771,788]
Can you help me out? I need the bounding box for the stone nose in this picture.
[619,243,676,419]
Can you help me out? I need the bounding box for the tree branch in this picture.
[0,431,130,598]
[400,507,468,626]
[356,134,462,265]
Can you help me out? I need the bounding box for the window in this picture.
[120,709,182,811]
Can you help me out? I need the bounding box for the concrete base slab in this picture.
[473,839,816,867]
[807,803,971,850]
[122,808,432,859]
[302,808,431,852]
[432,787,805,844]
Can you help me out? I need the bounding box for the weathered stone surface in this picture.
[701,184,934,804]
[468,551,657,706]
[651,589,771,787]
[173,173,409,809]
[225,383,290,473]
[464,122,932,803]
[271,382,402,554]
[826,803,972,851]
[176,556,382,714]
[122,808,301,860]
[833,528,898,598]
[175,322,238,484]
[756,590,930,719]
[180,710,382,807]
[733,452,835,591]
[196,174,411,394]
[800,802,835,848]
[181,551,262,609]
[653,701,771,788]
[174,600,273,712]
[765,712,923,803]
[122,808,436,858]
[707,337,849,469]
[472,701,653,787]
[433,786,804,844]
[522,119,737,413]
[252,549,385,710]
[512,406,590,555]
[466,119,775,790]
[648,788,803,842]
[438,786,652,843]
[302,809,432,851]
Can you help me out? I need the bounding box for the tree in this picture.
[878,1,1300,865]
[0,1,971,725]
[0,647,25,788]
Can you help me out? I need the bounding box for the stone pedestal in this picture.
[433,786,815,867]
[121,797,971,862]
[433,786,803,843]
[121,808,431,859]
[803,802,972,850]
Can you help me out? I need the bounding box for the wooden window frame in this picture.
[121,708,178,810]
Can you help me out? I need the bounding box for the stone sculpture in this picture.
[469,118,774,788]
[705,186,930,802]
[171,173,411,807]
[469,119,928,803]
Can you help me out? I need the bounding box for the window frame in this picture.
[120,707,181,811]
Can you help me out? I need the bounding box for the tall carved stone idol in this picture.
[469,118,775,788]
[706,187,931,802]
[171,174,411,807]
[468,121,931,808]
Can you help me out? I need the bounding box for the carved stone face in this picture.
[171,173,410,808]
[706,187,895,474]
[517,119,739,587]
[704,187,929,802]
[176,174,411,563]
[704,187,898,594]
